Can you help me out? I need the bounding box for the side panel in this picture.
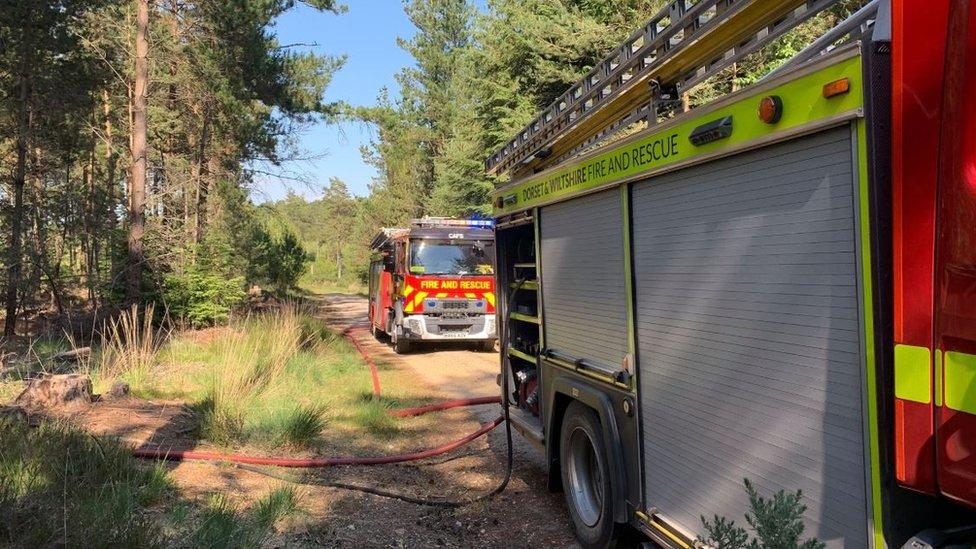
[633,127,869,546]
[935,0,976,509]
[890,0,950,494]
[540,189,628,369]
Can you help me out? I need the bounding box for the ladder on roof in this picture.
[485,0,878,179]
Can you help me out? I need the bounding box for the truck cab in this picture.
[368,218,497,353]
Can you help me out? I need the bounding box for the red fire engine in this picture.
[368,218,497,353]
[486,0,976,546]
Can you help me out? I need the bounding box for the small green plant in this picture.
[163,265,247,327]
[253,486,301,529]
[279,405,327,448]
[190,488,302,548]
[192,494,252,548]
[699,479,825,549]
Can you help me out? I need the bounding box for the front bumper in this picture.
[402,314,496,341]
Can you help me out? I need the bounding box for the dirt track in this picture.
[315,293,576,547]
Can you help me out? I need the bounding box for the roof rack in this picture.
[485,0,874,180]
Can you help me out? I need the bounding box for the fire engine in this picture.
[489,0,976,547]
[368,218,497,353]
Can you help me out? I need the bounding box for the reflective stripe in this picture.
[895,344,932,404]
[403,286,414,297]
[413,292,428,308]
[484,292,495,307]
[945,351,976,415]
[936,349,944,407]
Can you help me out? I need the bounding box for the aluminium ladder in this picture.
[485,0,879,180]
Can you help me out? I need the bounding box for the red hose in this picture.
[131,322,504,468]
[390,396,501,418]
[342,326,383,399]
[132,416,503,467]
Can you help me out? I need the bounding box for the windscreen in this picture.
[409,239,494,276]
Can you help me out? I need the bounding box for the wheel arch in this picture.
[548,376,629,524]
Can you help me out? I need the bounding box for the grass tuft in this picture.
[192,493,252,548]
[279,405,327,448]
[353,399,400,437]
[97,304,167,386]
[253,486,301,529]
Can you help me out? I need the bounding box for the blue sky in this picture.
[259,0,418,202]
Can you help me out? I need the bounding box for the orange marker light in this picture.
[822,77,851,98]
[758,95,783,124]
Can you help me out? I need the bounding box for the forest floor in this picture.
[1,294,578,548]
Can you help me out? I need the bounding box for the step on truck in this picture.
[368,218,497,354]
[490,0,976,547]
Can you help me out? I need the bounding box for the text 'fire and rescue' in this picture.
[520,133,680,203]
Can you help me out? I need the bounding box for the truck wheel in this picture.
[560,401,620,548]
[392,330,411,354]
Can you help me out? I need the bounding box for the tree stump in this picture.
[15,374,93,409]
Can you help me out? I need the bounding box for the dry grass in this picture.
[6,303,435,453]
[94,304,168,388]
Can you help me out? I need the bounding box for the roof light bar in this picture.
[410,217,495,229]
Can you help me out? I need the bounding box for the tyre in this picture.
[560,401,620,548]
[392,329,411,354]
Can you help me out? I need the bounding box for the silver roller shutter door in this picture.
[541,189,628,369]
[633,126,868,547]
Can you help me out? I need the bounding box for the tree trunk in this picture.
[336,249,342,283]
[84,144,98,303]
[193,111,210,244]
[4,76,30,337]
[127,0,150,306]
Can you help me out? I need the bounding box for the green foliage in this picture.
[0,0,343,324]
[163,265,247,327]
[266,178,371,291]
[249,226,312,294]
[252,486,301,529]
[276,404,328,448]
[700,479,825,549]
[190,488,302,548]
[0,419,172,547]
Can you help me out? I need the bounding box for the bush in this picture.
[163,265,246,327]
[248,228,311,294]
[699,479,825,549]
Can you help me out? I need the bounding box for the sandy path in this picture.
[319,294,499,400]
